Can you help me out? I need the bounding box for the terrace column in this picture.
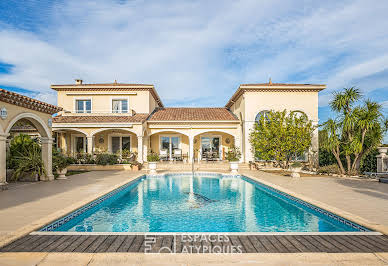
[41,137,54,181]
[0,134,8,189]
[143,136,148,162]
[87,136,94,154]
[234,135,243,163]
[189,136,194,163]
[137,136,143,163]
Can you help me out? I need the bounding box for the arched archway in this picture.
[5,113,50,137]
[148,130,190,161]
[5,112,54,181]
[193,130,236,161]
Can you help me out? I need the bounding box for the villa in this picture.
[52,79,325,165]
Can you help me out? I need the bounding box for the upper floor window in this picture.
[255,110,270,124]
[76,99,91,113]
[112,99,128,113]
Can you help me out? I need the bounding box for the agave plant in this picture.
[12,144,46,181]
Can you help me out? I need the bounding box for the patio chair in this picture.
[159,149,168,161]
[173,149,182,161]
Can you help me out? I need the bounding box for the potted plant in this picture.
[290,162,302,178]
[130,161,142,171]
[147,152,159,174]
[53,150,70,179]
[225,146,241,174]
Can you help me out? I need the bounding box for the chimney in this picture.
[75,79,83,85]
[269,77,272,85]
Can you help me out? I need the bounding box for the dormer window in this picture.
[76,99,91,113]
[112,99,128,113]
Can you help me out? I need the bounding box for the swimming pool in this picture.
[41,173,369,232]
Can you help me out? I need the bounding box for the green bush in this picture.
[225,146,241,162]
[95,153,118,165]
[360,149,379,173]
[74,152,95,164]
[318,164,340,175]
[7,134,41,169]
[12,144,45,181]
[52,148,70,172]
[147,152,159,162]
[291,162,302,168]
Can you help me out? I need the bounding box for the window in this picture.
[72,135,87,154]
[112,99,128,113]
[110,135,131,155]
[255,110,270,124]
[76,99,91,113]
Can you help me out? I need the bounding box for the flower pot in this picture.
[132,165,139,171]
[56,168,68,179]
[149,162,157,174]
[290,167,302,178]
[230,161,239,174]
[377,147,388,155]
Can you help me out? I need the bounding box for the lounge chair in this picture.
[159,149,168,161]
[173,149,182,161]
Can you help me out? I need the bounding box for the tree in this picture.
[321,87,386,175]
[249,110,315,168]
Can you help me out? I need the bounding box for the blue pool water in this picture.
[50,173,368,232]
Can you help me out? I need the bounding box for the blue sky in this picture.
[0,0,387,140]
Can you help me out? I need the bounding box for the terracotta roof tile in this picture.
[53,114,149,123]
[241,83,325,86]
[51,83,153,87]
[148,107,238,121]
[0,89,62,114]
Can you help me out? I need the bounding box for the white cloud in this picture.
[0,0,387,108]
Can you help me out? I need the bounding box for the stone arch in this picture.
[5,112,50,138]
[149,129,190,137]
[90,128,138,137]
[193,129,236,137]
[0,123,4,134]
[53,128,89,137]
[5,112,53,181]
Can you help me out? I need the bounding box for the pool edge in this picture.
[242,172,388,235]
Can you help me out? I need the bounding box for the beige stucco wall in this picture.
[0,102,52,137]
[229,90,320,162]
[57,90,153,114]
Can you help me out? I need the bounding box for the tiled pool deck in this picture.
[0,169,387,264]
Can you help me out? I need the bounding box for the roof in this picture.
[51,83,154,87]
[148,107,238,121]
[53,113,149,124]
[225,82,326,108]
[0,89,62,115]
[51,82,164,108]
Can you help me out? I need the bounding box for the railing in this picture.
[62,109,136,116]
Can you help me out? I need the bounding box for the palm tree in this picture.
[322,87,386,175]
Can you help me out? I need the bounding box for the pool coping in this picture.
[1,171,386,249]
[0,173,145,249]
[35,171,383,235]
[242,172,388,235]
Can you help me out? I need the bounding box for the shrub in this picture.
[291,162,302,168]
[95,153,118,165]
[318,164,340,175]
[225,146,241,162]
[74,152,95,164]
[360,149,379,173]
[52,148,70,172]
[12,144,45,181]
[8,134,40,169]
[147,152,159,162]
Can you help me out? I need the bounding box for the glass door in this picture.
[160,136,180,160]
[201,136,220,160]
